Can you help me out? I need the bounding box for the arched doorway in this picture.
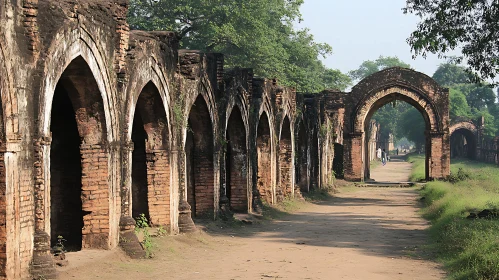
[226,106,248,212]
[131,82,170,226]
[186,95,214,217]
[277,116,292,202]
[295,120,308,192]
[256,112,272,203]
[449,123,477,159]
[344,68,450,181]
[50,56,109,250]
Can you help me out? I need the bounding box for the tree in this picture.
[404,1,499,83]
[432,62,470,86]
[348,56,410,82]
[449,88,470,120]
[398,107,426,152]
[128,0,347,92]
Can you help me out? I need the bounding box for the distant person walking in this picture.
[396,148,399,155]
[382,149,387,166]
[377,147,382,160]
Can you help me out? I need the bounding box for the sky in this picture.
[297,0,453,78]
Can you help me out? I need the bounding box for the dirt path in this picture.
[57,157,444,279]
[371,155,413,183]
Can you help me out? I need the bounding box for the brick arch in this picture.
[184,76,219,217]
[353,85,439,134]
[129,81,171,226]
[183,76,219,145]
[125,57,172,142]
[225,104,249,212]
[450,121,477,135]
[346,67,449,181]
[39,27,117,141]
[255,109,275,204]
[35,27,119,252]
[450,121,478,159]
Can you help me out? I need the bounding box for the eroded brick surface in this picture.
[0,2,464,279]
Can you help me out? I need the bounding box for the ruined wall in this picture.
[0,1,451,279]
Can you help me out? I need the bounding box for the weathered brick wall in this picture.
[80,144,110,249]
[146,150,171,226]
[0,1,457,278]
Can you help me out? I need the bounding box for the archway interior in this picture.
[131,82,171,226]
[256,112,272,203]
[226,106,247,212]
[186,95,214,217]
[363,93,430,181]
[278,116,292,202]
[50,56,108,250]
[450,128,476,159]
[131,106,149,221]
[333,143,344,179]
[295,121,308,192]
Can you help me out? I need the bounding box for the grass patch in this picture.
[419,159,499,280]
[405,153,426,182]
[261,196,308,220]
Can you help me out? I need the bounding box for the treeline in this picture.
[127,0,351,92]
[127,1,498,146]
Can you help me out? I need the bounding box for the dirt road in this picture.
[57,158,444,279]
[370,155,413,183]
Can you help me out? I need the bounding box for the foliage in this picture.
[348,56,410,82]
[398,107,426,151]
[128,0,350,92]
[405,153,426,182]
[135,214,154,258]
[433,62,499,137]
[404,1,499,84]
[418,159,499,279]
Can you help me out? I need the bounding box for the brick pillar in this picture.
[80,144,109,249]
[177,150,196,232]
[30,137,56,279]
[278,140,293,202]
[146,149,170,226]
[120,142,133,218]
[343,132,363,181]
[428,132,450,180]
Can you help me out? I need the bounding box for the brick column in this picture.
[176,150,196,232]
[80,144,109,249]
[428,131,450,180]
[145,149,170,226]
[30,137,55,279]
[343,132,363,181]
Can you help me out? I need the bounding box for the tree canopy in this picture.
[404,1,499,84]
[128,0,351,92]
[348,56,410,82]
[433,61,499,137]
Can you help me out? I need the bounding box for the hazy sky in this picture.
[297,1,452,77]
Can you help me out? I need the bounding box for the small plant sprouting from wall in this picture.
[135,214,154,258]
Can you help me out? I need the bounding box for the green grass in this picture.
[418,159,499,280]
[405,153,426,181]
